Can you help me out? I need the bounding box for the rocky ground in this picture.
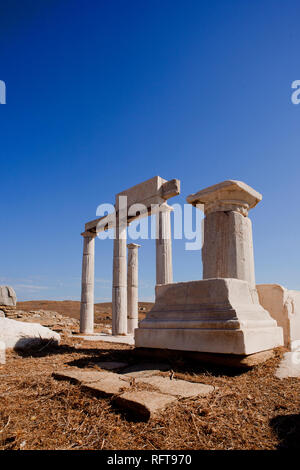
[0,304,299,450]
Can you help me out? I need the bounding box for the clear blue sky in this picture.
[1,0,300,302]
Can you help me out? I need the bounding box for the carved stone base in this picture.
[135,278,283,356]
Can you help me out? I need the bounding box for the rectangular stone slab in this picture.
[136,376,214,398]
[53,368,118,384]
[81,375,130,397]
[113,390,177,420]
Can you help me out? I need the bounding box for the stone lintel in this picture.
[186,180,262,216]
[85,177,180,233]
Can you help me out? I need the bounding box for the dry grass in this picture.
[0,338,299,450]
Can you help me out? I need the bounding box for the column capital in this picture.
[127,243,141,249]
[158,202,174,213]
[81,231,97,238]
[186,180,262,216]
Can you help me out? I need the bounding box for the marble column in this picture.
[127,243,141,334]
[187,180,262,289]
[112,210,127,335]
[156,203,173,285]
[80,232,96,334]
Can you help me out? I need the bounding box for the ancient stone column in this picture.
[112,209,127,335]
[187,180,262,288]
[127,243,141,334]
[80,232,96,334]
[156,203,173,285]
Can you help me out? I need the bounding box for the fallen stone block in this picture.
[257,284,300,348]
[275,351,300,379]
[0,341,5,364]
[113,390,177,420]
[0,317,60,350]
[0,286,16,307]
[53,368,130,397]
[137,375,214,398]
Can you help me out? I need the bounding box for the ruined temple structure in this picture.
[80,177,300,358]
[79,176,180,335]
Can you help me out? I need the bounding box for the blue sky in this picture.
[1,0,300,302]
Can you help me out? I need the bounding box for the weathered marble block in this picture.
[135,278,283,355]
[257,284,300,348]
[0,286,17,307]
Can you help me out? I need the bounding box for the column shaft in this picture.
[80,234,95,334]
[112,213,127,335]
[156,206,173,285]
[127,244,140,334]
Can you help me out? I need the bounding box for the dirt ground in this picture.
[0,303,299,450]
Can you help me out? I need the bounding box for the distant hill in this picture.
[16,300,154,324]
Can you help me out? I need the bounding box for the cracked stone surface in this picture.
[114,390,177,419]
[136,375,215,398]
[53,366,215,420]
[81,375,130,397]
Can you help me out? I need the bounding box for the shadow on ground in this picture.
[270,414,300,449]
[15,342,251,378]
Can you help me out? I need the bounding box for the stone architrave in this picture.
[127,243,141,334]
[135,180,283,356]
[80,232,96,334]
[156,203,173,285]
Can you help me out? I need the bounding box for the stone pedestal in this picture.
[127,243,141,334]
[80,233,96,334]
[187,180,261,288]
[135,279,283,355]
[156,204,173,285]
